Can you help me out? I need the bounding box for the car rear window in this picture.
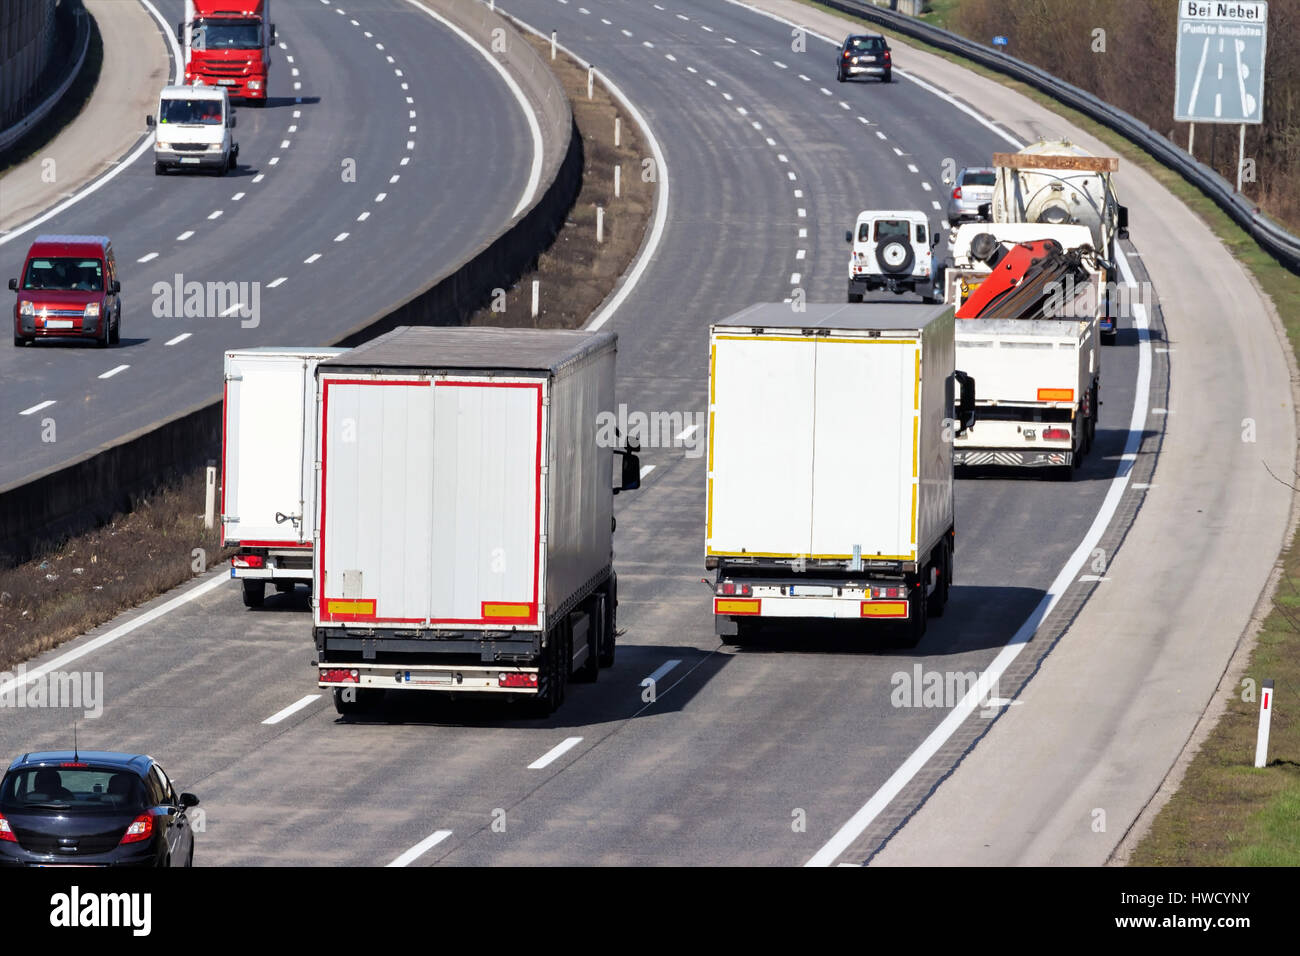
[21,257,104,292]
[0,766,145,812]
[962,171,996,186]
[874,220,910,240]
[848,37,884,51]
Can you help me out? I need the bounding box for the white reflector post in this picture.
[614,116,621,147]
[205,463,217,530]
[614,164,621,198]
[1254,678,1274,768]
[596,205,604,244]
[587,65,594,99]
[550,30,556,59]
[531,280,539,319]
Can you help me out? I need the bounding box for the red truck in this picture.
[177,0,275,104]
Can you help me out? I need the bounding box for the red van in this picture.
[9,235,121,347]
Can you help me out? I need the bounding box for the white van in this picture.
[147,85,238,175]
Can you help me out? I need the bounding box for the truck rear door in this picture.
[317,375,542,628]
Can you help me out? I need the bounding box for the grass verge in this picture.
[0,30,654,675]
[796,0,1300,865]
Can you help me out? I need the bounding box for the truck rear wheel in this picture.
[598,573,617,667]
[897,582,927,648]
[926,540,950,617]
[574,600,601,683]
[242,580,265,607]
[333,687,381,717]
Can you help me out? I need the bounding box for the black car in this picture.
[837,34,891,83]
[0,751,199,867]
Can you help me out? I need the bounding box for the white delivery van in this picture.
[147,85,239,175]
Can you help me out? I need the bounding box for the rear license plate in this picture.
[45,319,73,329]
[180,157,200,164]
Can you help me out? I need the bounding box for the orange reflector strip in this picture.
[327,599,375,617]
[715,598,761,615]
[1037,388,1074,402]
[482,602,533,619]
[860,600,908,618]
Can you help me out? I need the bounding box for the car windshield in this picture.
[159,97,224,125]
[22,257,103,291]
[0,766,145,812]
[874,220,910,240]
[193,21,261,50]
[962,171,996,187]
[848,37,884,51]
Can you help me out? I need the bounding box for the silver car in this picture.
[944,166,995,223]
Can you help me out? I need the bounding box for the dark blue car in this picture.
[0,751,199,867]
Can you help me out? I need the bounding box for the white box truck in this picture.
[311,327,640,716]
[222,347,346,607]
[706,304,974,647]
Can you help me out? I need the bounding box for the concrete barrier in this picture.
[0,0,581,566]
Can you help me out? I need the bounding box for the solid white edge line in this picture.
[498,20,669,334]
[262,694,322,725]
[0,574,229,699]
[402,0,542,218]
[0,0,181,248]
[527,736,584,769]
[387,829,453,867]
[806,246,1151,866]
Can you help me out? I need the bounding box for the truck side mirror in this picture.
[1116,204,1129,241]
[229,114,237,128]
[146,115,155,128]
[613,449,640,494]
[954,370,976,436]
[269,24,277,45]
[845,230,853,243]
[175,23,183,43]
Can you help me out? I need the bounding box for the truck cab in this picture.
[846,210,943,303]
[147,85,238,175]
[177,0,275,103]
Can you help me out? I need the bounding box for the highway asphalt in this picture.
[0,0,1173,867]
[0,0,532,488]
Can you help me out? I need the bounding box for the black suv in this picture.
[0,751,199,867]
[837,34,891,83]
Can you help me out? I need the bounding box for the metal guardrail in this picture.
[818,0,1300,275]
[0,0,91,154]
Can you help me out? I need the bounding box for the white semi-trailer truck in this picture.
[311,327,640,716]
[706,303,974,647]
[222,347,346,607]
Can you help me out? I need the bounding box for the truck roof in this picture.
[714,302,951,333]
[319,326,615,374]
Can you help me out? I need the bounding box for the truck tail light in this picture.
[119,813,154,845]
[320,668,359,684]
[498,673,538,689]
[1043,427,1070,441]
[716,581,752,596]
[952,186,962,200]
[232,554,264,568]
[871,585,905,599]
[0,815,16,843]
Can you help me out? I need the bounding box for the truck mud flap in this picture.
[956,450,1072,467]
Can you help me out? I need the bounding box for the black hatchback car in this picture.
[837,34,891,83]
[0,751,199,867]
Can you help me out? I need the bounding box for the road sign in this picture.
[992,35,1008,47]
[1174,0,1267,124]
